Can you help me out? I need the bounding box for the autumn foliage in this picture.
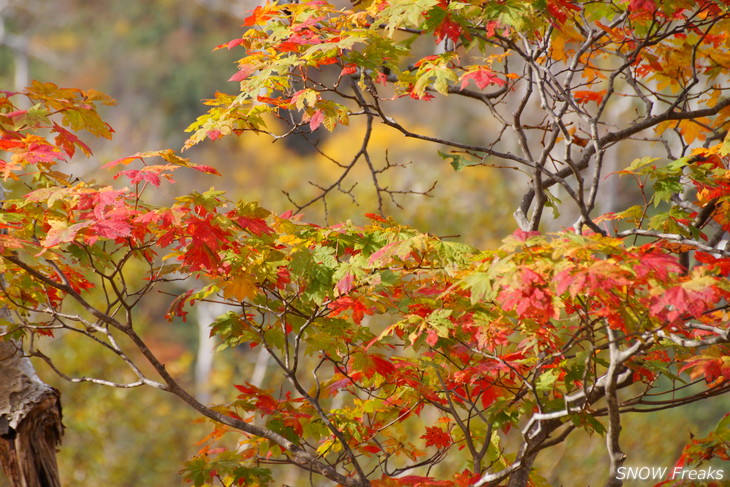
[2,1,730,487]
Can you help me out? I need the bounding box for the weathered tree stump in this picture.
[0,341,63,487]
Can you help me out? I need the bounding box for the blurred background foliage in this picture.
[0,1,726,486]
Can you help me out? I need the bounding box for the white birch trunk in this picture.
[0,318,63,487]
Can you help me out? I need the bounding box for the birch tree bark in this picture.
[0,335,63,487]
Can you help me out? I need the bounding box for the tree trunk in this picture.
[506,418,563,487]
[0,339,64,487]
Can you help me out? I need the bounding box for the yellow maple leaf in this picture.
[677,117,711,145]
[221,274,258,301]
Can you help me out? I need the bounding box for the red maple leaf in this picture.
[364,212,387,222]
[235,215,273,236]
[460,68,506,91]
[546,0,580,24]
[633,248,684,280]
[276,41,300,53]
[229,64,257,82]
[234,383,260,395]
[206,130,222,141]
[512,229,540,241]
[166,288,195,322]
[215,37,245,50]
[695,252,730,276]
[498,269,555,323]
[680,355,730,384]
[255,394,278,414]
[368,354,396,379]
[52,123,92,157]
[309,109,324,131]
[275,266,291,289]
[190,164,221,175]
[426,328,439,347]
[650,285,717,322]
[92,215,134,241]
[421,426,452,449]
[340,64,358,77]
[187,214,229,251]
[475,380,501,408]
[173,213,233,271]
[336,272,355,295]
[0,138,24,150]
[18,138,64,165]
[116,165,178,187]
[434,15,462,44]
[555,262,630,299]
[629,0,657,21]
[41,221,91,249]
[242,5,274,26]
[327,296,373,324]
[454,470,481,487]
[574,89,606,105]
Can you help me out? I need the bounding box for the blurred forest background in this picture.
[0,1,727,486]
